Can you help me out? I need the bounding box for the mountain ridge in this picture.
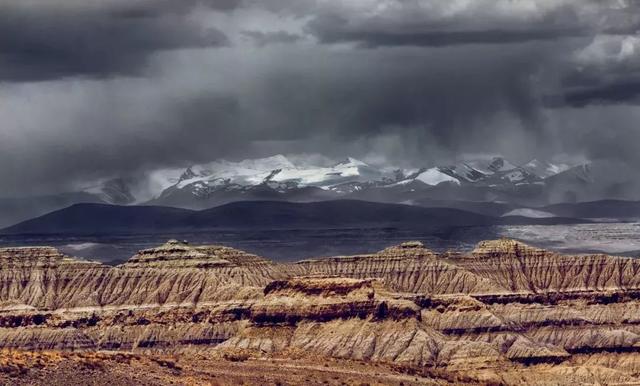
[2,154,640,229]
[0,200,587,236]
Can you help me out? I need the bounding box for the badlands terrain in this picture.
[0,239,639,385]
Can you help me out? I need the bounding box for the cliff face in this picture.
[0,247,109,310]
[0,240,281,311]
[0,239,639,385]
[218,276,502,371]
[458,239,640,292]
[291,241,503,295]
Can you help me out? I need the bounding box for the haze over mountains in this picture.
[2,154,639,229]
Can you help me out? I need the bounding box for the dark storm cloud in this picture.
[551,34,640,106]
[300,0,636,47]
[241,31,302,47]
[562,80,640,107]
[0,85,246,196]
[306,15,588,47]
[0,1,230,81]
[252,45,551,149]
[1,0,640,197]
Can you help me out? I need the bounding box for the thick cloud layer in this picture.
[0,1,230,80]
[0,0,639,196]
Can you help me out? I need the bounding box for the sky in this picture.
[1,0,639,197]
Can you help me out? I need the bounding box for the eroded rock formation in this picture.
[0,238,639,385]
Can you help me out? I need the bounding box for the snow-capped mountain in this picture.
[136,154,581,209]
[161,155,386,194]
[468,157,518,174]
[84,178,136,205]
[521,159,572,179]
[74,153,637,212]
[3,154,639,229]
[141,155,392,208]
[436,164,487,183]
[392,167,461,187]
[433,157,573,186]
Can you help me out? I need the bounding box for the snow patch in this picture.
[521,159,571,179]
[415,168,460,186]
[502,209,557,218]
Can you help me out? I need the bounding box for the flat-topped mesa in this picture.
[123,239,272,268]
[471,239,549,259]
[377,240,436,258]
[0,246,100,268]
[297,240,435,264]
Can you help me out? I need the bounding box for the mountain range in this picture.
[1,154,639,228]
[142,155,574,208]
[89,155,640,209]
[1,200,587,236]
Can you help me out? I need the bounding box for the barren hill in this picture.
[1,200,586,235]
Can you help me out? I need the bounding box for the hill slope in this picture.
[542,199,640,219]
[0,239,639,384]
[1,200,585,235]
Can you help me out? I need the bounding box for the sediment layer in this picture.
[0,238,639,385]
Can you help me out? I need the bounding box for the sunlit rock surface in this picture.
[0,239,639,384]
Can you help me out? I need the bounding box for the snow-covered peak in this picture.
[196,154,295,175]
[489,157,517,173]
[233,154,296,170]
[437,164,487,183]
[465,157,517,174]
[386,167,460,187]
[142,154,391,197]
[171,155,297,189]
[82,178,136,205]
[80,154,584,205]
[271,156,381,188]
[333,157,368,168]
[414,168,460,186]
[521,159,571,179]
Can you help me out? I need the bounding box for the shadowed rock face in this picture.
[0,239,639,384]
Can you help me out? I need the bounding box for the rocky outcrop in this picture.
[0,247,109,310]
[0,239,640,385]
[291,241,502,295]
[455,238,640,293]
[124,239,272,268]
[218,276,502,370]
[0,241,282,311]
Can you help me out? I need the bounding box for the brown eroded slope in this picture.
[0,240,281,311]
[290,241,503,294]
[457,238,640,292]
[0,238,639,385]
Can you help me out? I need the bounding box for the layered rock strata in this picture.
[0,239,639,384]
